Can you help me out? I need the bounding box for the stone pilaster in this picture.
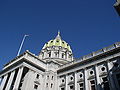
[65,75,68,90]
[74,72,77,90]
[95,65,101,90]
[84,69,89,90]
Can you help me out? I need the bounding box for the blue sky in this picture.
[0,0,120,70]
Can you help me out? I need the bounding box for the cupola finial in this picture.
[56,30,61,39]
[58,30,60,36]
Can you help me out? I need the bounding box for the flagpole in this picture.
[17,35,29,56]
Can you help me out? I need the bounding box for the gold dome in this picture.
[42,32,72,52]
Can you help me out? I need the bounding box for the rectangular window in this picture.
[79,82,84,90]
[36,74,39,79]
[102,77,110,90]
[46,83,48,87]
[61,87,65,90]
[90,80,96,90]
[70,85,74,90]
[51,83,53,88]
[34,84,38,89]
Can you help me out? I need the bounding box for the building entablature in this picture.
[57,42,120,75]
[2,50,47,74]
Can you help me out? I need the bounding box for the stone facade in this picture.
[0,33,120,90]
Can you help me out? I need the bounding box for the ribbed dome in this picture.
[42,32,72,52]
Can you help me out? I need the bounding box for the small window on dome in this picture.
[57,40,59,42]
[51,41,53,43]
[67,44,69,46]
[62,42,64,44]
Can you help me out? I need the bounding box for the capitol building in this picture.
[0,32,120,90]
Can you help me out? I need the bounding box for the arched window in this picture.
[65,51,67,59]
[48,52,51,57]
[51,83,53,88]
[51,76,54,80]
[62,53,64,58]
[55,52,58,57]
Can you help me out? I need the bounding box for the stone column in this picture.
[13,67,24,90]
[51,51,54,58]
[74,72,77,90]
[95,65,101,90]
[0,74,8,90]
[65,75,68,90]
[5,70,15,90]
[84,69,89,90]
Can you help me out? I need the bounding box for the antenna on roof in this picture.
[17,35,29,56]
